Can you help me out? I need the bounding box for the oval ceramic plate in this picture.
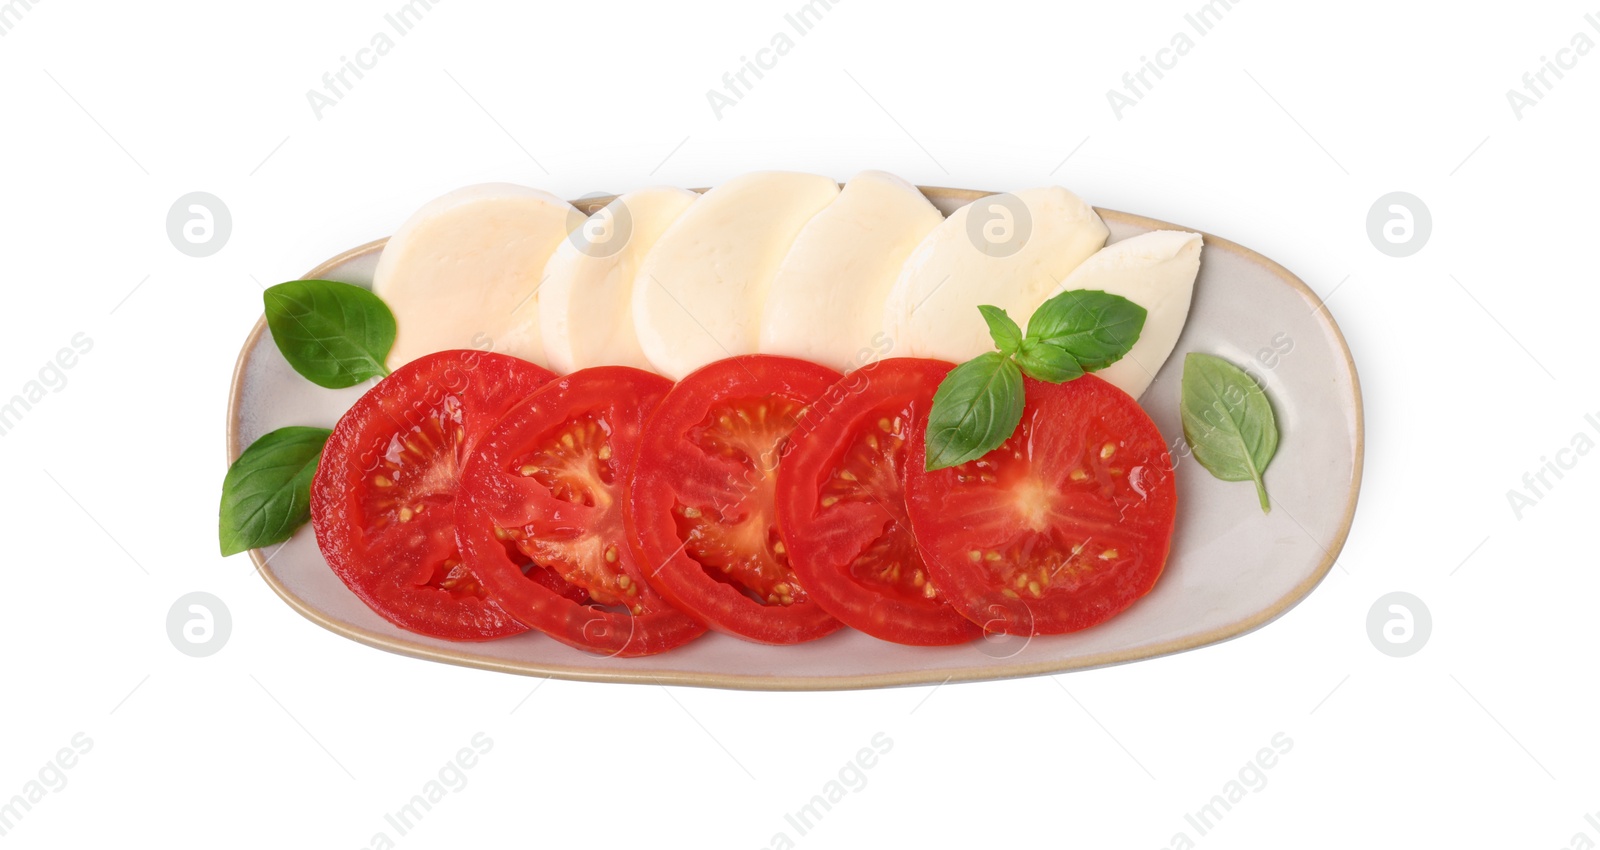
[227,186,1362,691]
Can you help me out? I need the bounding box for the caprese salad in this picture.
[220,172,1284,659]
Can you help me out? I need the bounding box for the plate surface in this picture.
[227,186,1363,691]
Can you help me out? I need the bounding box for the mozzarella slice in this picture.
[538,187,698,373]
[374,183,576,369]
[633,172,840,379]
[1048,230,1202,400]
[758,170,944,371]
[882,186,1109,363]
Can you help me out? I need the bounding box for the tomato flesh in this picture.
[676,393,809,604]
[456,367,706,656]
[905,374,1178,636]
[311,350,555,640]
[777,359,982,646]
[628,355,844,645]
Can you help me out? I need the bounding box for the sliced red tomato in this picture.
[455,367,707,657]
[905,374,1178,636]
[311,350,554,641]
[627,355,845,645]
[776,358,982,646]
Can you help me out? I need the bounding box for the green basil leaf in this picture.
[1014,339,1085,383]
[977,305,1022,356]
[1179,353,1279,512]
[264,280,395,388]
[219,426,331,556]
[925,352,1025,471]
[1025,289,1147,371]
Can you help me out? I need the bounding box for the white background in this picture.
[1,0,1596,846]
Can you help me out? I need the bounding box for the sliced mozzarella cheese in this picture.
[633,172,840,379]
[373,183,576,369]
[882,186,1109,363]
[758,170,944,371]
[1048,229,1202,400]
[538,187,698,373]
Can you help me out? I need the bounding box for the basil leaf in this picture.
[264,280,395,388]
[1025,289,1147,371]
[1179,353,1279,512]
[925,352,1025,471]
[977,305,1022,355]
[219,426,331,556]
[1014,339,1085,383]
[921,289,1153,474]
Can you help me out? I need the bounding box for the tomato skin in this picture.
[905,374,1178,636]
[456,367,707,657]
[311,350,555,641]
[627,355,845,645]
[776,359,982,646]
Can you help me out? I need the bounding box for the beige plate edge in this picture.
[225,189,1366,692]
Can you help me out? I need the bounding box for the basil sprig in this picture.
[221,279,399,556]
[924,289,1146,471]
[263,279,395,388]
[1179,353,1279,512]
[219,426,332,556]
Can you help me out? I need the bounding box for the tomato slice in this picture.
[776,359,982,646]
[905,374,1178,636]
[627,355,845,645]
[311,350,555,640]
[455,367,708,657]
